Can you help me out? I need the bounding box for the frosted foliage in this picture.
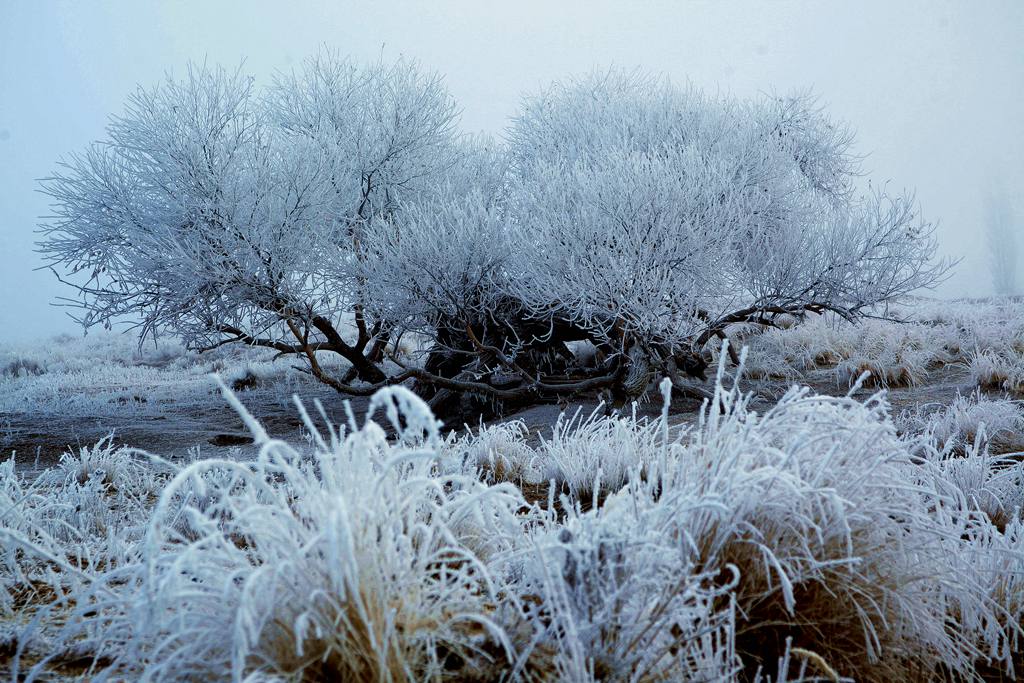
[4,370,1024,680]
[267,54,459,233]
[357,138,512,326]
[502,74,945,349]
[55,389,524,681]
[504,368,1024,680]
[901,392,1024,453]
[519,501,739,681]
[970,348,1024,394]
[40,63,948,405]
[40,55,458,351]
[652,388,984,678]
[732,300,1024,393]
[0,440,163,622]
[444,420,537,484]
[536,404,666,502]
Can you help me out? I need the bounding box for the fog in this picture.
[1,0,1021,343]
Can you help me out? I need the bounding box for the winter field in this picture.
[3,297,1024,681]
[3,36,1022,682]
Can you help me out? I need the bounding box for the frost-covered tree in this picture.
[40,55,458,385]
[41,64,949,418]
[498,75,947,393]
[985,187,1019,296]
[359,74,949,413]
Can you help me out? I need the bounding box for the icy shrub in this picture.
[957,518,1024,671]
[2,357,46,379]
[835,352,925,388]
[486,365,1022,681]
[226,364,270,391]
[0,458,45,615]
[902,392,1024,454]
[736,312,950,388]
[535,403,667,506]
[939,452,1024,531]
[831,323,938,388]
[661,385,1003,679]
[512,493,739,681]
[5,357,1023,680]
[970,348,1024,394]
[62,386,525,681]
[446,419,538,485]
[735,314,852,373]
[921,431,1024,532]
[741,352,800,381]
[0,438,164,625]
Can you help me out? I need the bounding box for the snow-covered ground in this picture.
[0,331,364,475]
[2,298,1024,680]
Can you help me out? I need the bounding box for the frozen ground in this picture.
[0,345,978,482]
[3,297,1024,681]
[0,333,364,475]
[4,297,1023,473]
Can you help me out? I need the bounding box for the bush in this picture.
[901,392,1024,454]
[56,387,525,681]
[970,348,1024,393]
[40,57,948,418]
[2,357,46,379]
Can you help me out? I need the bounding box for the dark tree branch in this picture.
[201,325,323,355]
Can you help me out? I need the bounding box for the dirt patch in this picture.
[0,362,991,480]
[2,384,369,477]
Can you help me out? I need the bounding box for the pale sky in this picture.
[1,1,1022,343]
